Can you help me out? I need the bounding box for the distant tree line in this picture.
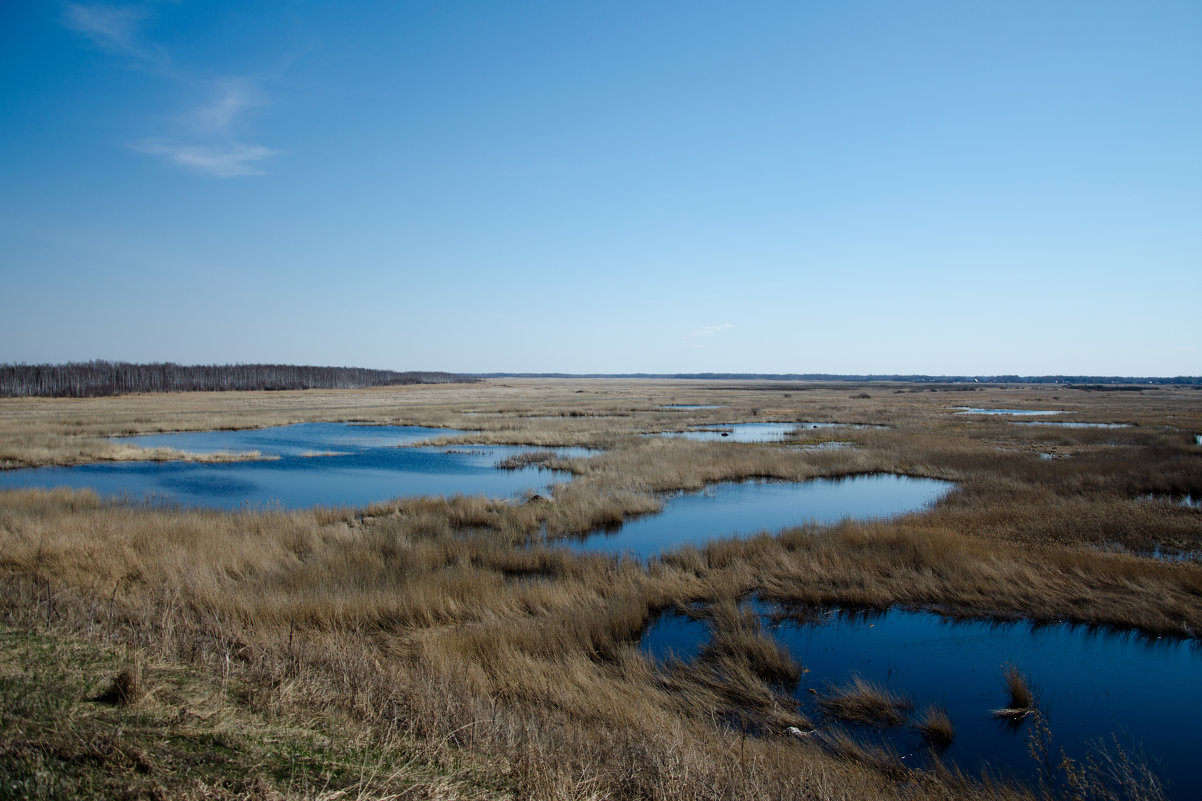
[0,361,476,398]
[477,372,1202,385]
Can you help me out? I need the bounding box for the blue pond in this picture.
[0,423,581,509]
[567,475,953,558]
[642,605,1202,799]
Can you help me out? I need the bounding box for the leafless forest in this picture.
[0,361,475,398]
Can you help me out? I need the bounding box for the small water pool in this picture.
[0,423,582,509]
[565,475,954,558]
[1014,421,1132,429]
[640,604,1202,798]
[659,423,800,442]
[660,422,876,443]
[953,408,1067,416]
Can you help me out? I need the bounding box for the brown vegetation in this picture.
[917,704,956,748]
[818,675,913,727]
[992,664,1036,720]
[0,378,1198,799]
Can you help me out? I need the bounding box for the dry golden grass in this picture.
[918,704,956,748]
[818,675,913,727]
[0,378,1199,799]
[1000,659,1038,712]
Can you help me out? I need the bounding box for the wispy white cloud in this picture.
[135,140,281,177]
[190,79,266,137]
[63,5,280,178]
[63,3,165,64]
[134,79,281,177]
[690,323,735,337]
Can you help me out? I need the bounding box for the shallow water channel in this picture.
[661,422,873,443]
[565,475,953,558]
[953,408,1067,416]
[0,423,584,509]
[642,604,1202,798]
[1,424,955,552]
[1014,421,1132,429]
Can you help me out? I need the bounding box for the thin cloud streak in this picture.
[63,3,166,65]
[190,80,266,137]
[63,5,279,178]
[135,140,281,177]
[690,324,735,337]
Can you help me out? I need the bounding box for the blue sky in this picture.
[1,2,1199,375]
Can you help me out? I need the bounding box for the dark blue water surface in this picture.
[642,610,710,664]
[568,475,953,558]
[0,423,585,509]
[642,605,1202,798]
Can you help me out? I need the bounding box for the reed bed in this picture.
[0,378,1198,799]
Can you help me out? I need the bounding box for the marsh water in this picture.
[952,409,1132,430]
[566,475,954,558]
[664,422,800,442]
[0,426,948,543]
[641,604,1202,799]
[1014,421,1132,429]
[0,423,584,509]
[953,408,1067,416]
[662,422,872,443]
[3,422,1196,794]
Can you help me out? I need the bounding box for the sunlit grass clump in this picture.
[992,664,1036,720]
[917,704,955,748]
[818,674,913,727]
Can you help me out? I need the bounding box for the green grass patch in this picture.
[0,626,487,800]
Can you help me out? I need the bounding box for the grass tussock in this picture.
[818,675,913,727]
[94,663,144,706]
[918,704,956,748]
[493,449,568,471]
[703,600,803,686]
[992,664,1036,719]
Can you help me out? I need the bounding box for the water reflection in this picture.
[661,422,878,443]
[567,475,953,558]
[953,408,1067,416]
[640,603,1202,798]
[660,422,799,442]
[0,423,583,509]
[120,422,453,456]
[1014,421,1132,429]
